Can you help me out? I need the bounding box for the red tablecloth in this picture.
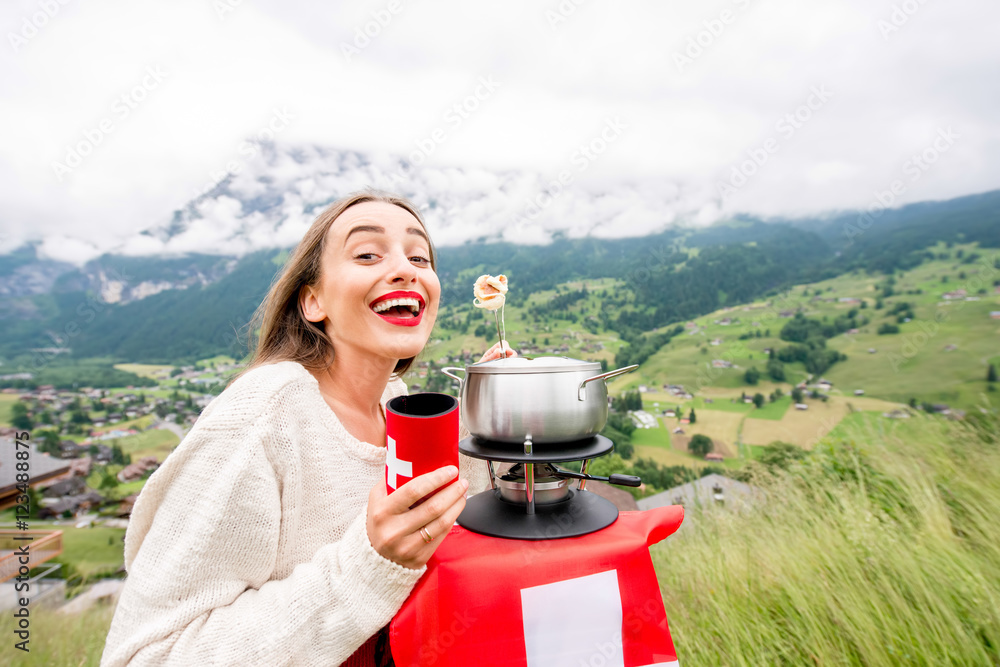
[390,505,684,667]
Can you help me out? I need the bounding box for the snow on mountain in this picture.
[86,143,718,260]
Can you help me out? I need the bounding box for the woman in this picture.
[101,189,514,666]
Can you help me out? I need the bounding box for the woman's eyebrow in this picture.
[344,225,429,245]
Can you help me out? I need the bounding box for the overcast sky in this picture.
[1,0,998,261]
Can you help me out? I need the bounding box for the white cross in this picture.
[385,435,413,490]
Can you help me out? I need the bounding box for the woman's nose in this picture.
[388,252,417,283]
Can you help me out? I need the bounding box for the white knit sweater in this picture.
[101,361,490,666]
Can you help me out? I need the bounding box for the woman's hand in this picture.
[478,341,518,363]
[366,466,470,570]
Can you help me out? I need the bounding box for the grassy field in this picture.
[23,412,1000,666]
[57,525,128,576]
[747,395,792,420]
[8,603,116,667]
[653,412,1000,665]
[633,444,713,469]
[112,363,173,380]
[677,410,742,457]
[592,245,999,415]
[110,428,180,462]
[741,395,901,448]
[0,393,18,427]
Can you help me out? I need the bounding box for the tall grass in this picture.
[13,414,1000,666]
[654,413,1000,665]
[2,602,115,667]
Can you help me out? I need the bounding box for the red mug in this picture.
[385,393,460,496]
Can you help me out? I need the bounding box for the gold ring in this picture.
[419,526,433,544]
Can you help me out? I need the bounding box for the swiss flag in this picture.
[390,506,683,666]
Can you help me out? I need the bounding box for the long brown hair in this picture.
[237,188,437,381]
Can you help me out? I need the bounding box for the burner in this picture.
[459,488,621,540]
[496,463,570,505]
[457,434,640,540]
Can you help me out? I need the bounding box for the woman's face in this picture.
[301,201,440,368]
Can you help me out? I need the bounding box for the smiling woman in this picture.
[100,189,516,667]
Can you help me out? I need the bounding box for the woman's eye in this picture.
[354,253,377,261]
[410,256,430,264]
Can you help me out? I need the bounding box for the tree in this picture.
[688,408,697,424]
[38,430,62,456]
[688,434,713,458]
[752,393,765,408]
[766,358,785,382]
[70,409,92,425]
[10,402,33,431]
[791,387,804,403]
[110,443,130,466]
[988,364,998,384]
[744,367,761,385]
[99,467,120,492]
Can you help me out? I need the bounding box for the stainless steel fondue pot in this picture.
[441,356,638,444]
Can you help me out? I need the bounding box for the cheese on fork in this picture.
[473,274,508,310]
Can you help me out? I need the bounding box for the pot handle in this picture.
[578,364,639,401]
[441,367,467,384]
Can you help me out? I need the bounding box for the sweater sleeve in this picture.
[101,383,424,667]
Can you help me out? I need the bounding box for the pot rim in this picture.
[465,355,602,375]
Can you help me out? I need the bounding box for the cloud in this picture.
[2,0,998,260]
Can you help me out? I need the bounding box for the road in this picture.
[153,420,187,440]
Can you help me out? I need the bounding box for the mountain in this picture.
[0,141,996,365]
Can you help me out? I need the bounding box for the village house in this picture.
[38,490,105,519]
[117,457,160,483]
[638,474,765,513]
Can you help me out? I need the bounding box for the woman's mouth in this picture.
[370,293,425,327]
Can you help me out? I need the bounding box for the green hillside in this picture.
[417,242,997,464]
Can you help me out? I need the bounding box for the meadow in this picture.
[654,411,1000,665]
[13,411,999,666]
